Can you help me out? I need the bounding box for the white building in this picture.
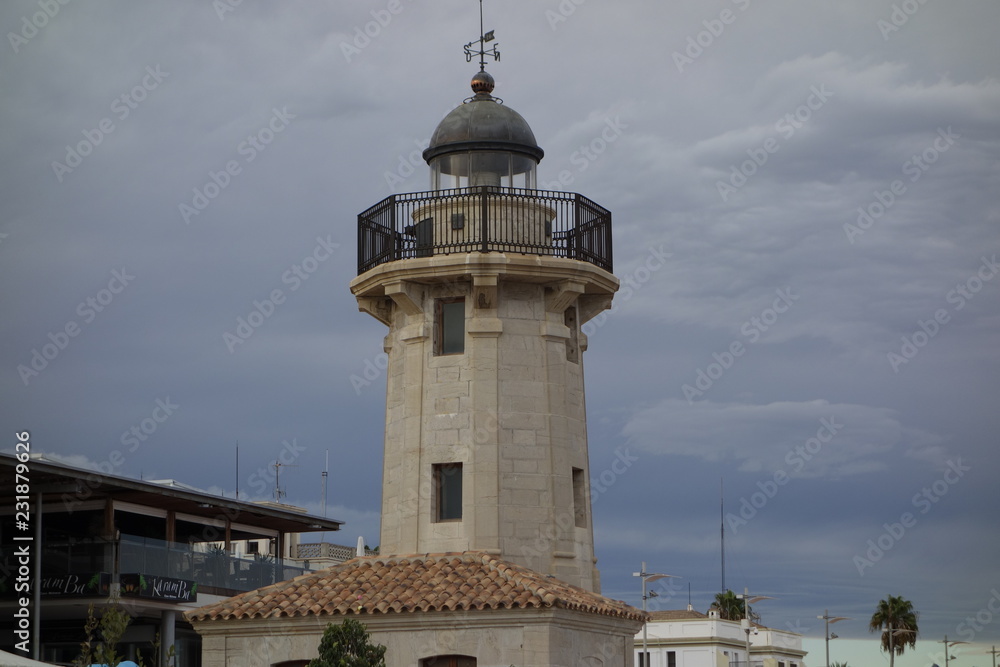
[635,609,808,667]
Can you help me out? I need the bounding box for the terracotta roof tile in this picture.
[185,552,644,623]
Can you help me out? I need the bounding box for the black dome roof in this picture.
[423,71,544,164]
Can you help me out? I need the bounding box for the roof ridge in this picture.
[185,551,645,624]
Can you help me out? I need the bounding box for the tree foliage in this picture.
[709,589,759,622]
[308,618,387,667]
[74,595,131,667]
[869,594,919,667]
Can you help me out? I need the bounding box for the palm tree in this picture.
[711,589,755,621]
[869,594,919,667]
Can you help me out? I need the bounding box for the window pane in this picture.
[441,300,465,354]
[435,463,463,521]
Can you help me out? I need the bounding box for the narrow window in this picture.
[667,651,676,667]
[572,467,586,528]
[564,306,579,363]
[638,652,649,667]
[433,463,463,522]
[435,298,465,355]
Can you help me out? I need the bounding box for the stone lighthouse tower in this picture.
[188,23,645,667]
[350,63,618,593]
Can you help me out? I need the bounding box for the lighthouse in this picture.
[351,58,618,592]
[188,19,644,667]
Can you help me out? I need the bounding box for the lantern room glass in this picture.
[430,151,537,191]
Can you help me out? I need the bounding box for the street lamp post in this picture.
[939,634,969,667]
[633,562,678,667]
[737,587,773,667]
[817,609,850,667]
[886,625,912,667]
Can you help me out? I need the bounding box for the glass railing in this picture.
[118,534,309,594]
[33,535,309,596]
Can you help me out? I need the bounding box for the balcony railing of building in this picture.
[39,534,310,597]
[291,542,376,561]
[357,186,613,275]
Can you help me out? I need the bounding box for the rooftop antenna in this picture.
[273,460,298,500]
[320,449,329,543]
[721,477,726,593]
[464,0,499,71]
[321,449,329,517]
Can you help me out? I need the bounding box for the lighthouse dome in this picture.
[423,71,543,190]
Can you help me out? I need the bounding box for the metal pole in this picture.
[744,588,750,667]
[824,609,830,667]
[889,624,894,667]
[641,562,648,666]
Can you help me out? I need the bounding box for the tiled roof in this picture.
[648,609,709,621]
[185,552,645,623]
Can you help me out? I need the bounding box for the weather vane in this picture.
[464,0,499,71]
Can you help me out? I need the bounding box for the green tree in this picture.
[869,594,919,667]
[710,589,755,621]
[74,594,131,667]
[308,618,386,667]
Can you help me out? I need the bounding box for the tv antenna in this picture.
[273,460,298,500]
[464,0,499,71]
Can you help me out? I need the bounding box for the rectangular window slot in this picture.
[433,463,463,522]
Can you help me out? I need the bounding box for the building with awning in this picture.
[0,453,343,666]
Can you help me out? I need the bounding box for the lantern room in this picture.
[422,70,544,190]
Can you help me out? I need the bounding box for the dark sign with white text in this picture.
[120,573,196,602]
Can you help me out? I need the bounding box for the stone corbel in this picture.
[384,280,423,317]
[472,274,498,310]
[545,280,586,314]
[356,296,393,326]
[577,293,614,324]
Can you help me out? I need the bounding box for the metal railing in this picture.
[357,185,613,274]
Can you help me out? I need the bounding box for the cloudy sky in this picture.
[2,1,999,664]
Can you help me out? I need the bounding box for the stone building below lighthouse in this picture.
[188,36,643,667]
